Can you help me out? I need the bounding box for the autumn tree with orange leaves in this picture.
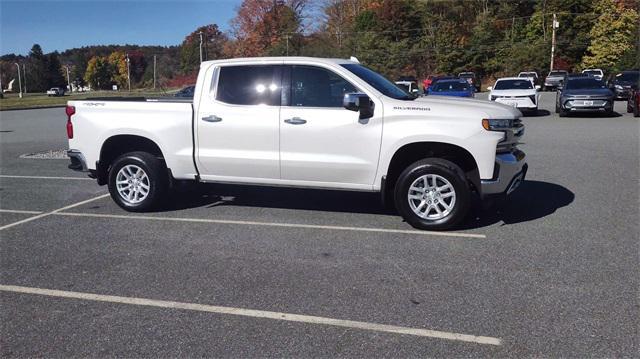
[227,0,308,57]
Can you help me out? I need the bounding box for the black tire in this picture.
[108,151,169,212]
[394,158,470,230]
[634,104,639,118]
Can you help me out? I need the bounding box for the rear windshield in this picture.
[494,79,533,90]
[549,71,567,76]
[519,72,537,77]
[565,78,606,90]
[431,81,470,92]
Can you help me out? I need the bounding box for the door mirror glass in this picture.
[343,93,374,119]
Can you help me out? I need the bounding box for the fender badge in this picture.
[393,106,430,111]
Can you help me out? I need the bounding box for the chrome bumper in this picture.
[481,149,527,196]
[67,150,89,172]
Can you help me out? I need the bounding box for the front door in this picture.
[279,65,383,187]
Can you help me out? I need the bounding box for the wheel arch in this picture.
[383,141,481,196]
[97,134,167,185]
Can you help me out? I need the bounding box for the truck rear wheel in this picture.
[108,151,168,212]
[394,159,470,230]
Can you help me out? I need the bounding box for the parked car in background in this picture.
[581,68,604,81]
[555,76,614,117]
[488,77,540,113]
[423,75,457,91]
[174,85,195,98]
[66,56,527,231]
[518,71,539,86]
[608,70,640,100]
[426,79,474,98]
[458,72,481,92]
[627,85,640,117]
[46,87,66,96]
[543,70,568,91]
[395,80,420,96]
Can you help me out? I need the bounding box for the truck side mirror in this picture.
[343,93,374,119]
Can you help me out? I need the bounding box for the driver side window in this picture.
[290,66,357,107]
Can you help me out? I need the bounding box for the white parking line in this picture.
[0,284,502,346]
[0,194,109,231]
[0,209,44,214]
[0,175,93,181]
[54,212,487,239]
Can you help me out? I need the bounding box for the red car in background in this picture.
[627,86,640,117]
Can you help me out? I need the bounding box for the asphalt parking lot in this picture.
[1,92,638,357]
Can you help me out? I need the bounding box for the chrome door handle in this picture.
[202,115,222,122]
[284,117,306,125]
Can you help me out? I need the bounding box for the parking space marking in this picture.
[0,193,109,231]
[0,209,44,214]
[54,212,487,239]
[0,284,502,346]
[0,175,93,181]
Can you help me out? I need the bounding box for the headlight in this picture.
[482,119,513,131]
[615,84,623,90]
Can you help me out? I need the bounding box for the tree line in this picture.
[1,0,638,92]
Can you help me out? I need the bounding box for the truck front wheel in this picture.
[394,159,470,230]
[108,151,168,212]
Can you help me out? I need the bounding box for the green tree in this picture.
[580,0,639,71]
[84,56,112,90]
[180,24,227,74]
[107,51,128,89]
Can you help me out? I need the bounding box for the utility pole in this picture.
[125,53,131,92]
[22,64,27,93]
[285,35,289,56]
[199,31,203,63]
[153,55,156,90]
[550,13,558,72]
[64,65,71,92]
[14,63,22,98]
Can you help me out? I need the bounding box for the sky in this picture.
[0,0,241,55]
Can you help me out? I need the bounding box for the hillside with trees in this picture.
[1,0,638,92]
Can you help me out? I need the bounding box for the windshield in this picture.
[565,78,607,90]
[519,72,536,77]
[341,64,414,100]
[616,72,639,83]
[459,73,473,78]
[431,81,470,92]
[494,79,533,90]
[549,71,567,76]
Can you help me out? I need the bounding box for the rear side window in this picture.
[290,66,357,107]
[216,65,282,106]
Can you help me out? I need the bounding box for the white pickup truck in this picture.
[66,57,527,230]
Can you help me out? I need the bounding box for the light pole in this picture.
[550,13,558,72]
[14,63,22,98]
[199,31,203,63]
[64,65,71,92]
[22,64,27,93]
[125,53,131,92]
[153,55,156,90]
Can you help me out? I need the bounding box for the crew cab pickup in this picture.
[66,57,527,230]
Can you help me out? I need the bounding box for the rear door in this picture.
[196,64,283,180]
[279,64,383,187]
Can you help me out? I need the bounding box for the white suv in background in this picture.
[581,69,604,81]
[488,77,540,114]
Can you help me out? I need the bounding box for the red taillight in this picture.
[66,105,75,139]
